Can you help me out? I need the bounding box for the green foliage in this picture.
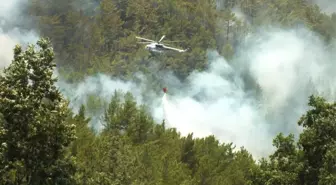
[250,96,336,185]
[0,38,76,184]
[1,40,336,185]
[297,95,336,185]
[3,0,336,184]
[26,0,336,82]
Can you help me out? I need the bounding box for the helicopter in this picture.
[136,35,189,53]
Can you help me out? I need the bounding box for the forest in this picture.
[1,0,336,184]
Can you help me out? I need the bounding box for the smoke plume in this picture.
[156,26,336,158]
[2,0,336,158]
[57,26,336,158]
[309,0,336,14]
[55,72,149,131]
[0,0,39,70]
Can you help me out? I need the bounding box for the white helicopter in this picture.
[136,35,189,53]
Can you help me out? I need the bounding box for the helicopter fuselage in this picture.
[136,35,188,53]
[145,43,164,53]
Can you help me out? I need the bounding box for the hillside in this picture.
[27,0,336,81]
[1,0,336,184]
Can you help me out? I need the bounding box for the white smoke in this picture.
[309,0,336,14]
[0,33,17,69]
[153,26,336,158]
[58,25,336,158]
[0,0,39,70]
[2,0,336,159]
[55,72,150,131]
[56,26,336,158]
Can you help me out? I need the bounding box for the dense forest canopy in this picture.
[1,0,336,184]
[25,0,336,81]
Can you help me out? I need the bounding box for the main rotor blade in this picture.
[163,40,184,43]
[136,36,156,42]
[137,41,153,44]
[158,35,166,43]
